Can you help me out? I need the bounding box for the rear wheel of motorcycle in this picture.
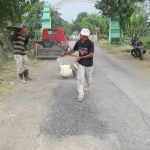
[140,52,143,60]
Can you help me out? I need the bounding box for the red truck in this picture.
[34,28,69,58]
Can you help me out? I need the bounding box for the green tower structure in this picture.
[41,3,51,32]
[109,18,122,44]
[40,2,121,45]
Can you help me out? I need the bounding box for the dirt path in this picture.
[106,52,150,78]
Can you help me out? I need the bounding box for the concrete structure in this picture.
[41,3,51,31]
[109,18,122,44]
[51,0,98,9]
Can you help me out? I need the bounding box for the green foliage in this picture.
[78,13,109,35]
[0,0,38,26]
[72,12,109,35]
[73,12,88,31]
[0,0,42,55]
[123,35,150,49]
[51,9,73,35]
[0,0,41,29]
[61,20,73,35]
[143,38,150,50]
[95,0,146,44]
[6,51,13,57]
[24,1,44,39]
[51,10,62,28]
[125,13,149,37]
[0,35,10,52]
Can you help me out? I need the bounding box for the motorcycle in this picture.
[131,36,146,60]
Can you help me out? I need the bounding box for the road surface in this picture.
[0,41,150,150]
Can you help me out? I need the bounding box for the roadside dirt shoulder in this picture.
[0,52,42,100]
[96,40,150,78]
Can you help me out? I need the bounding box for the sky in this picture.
[46,0,98,23]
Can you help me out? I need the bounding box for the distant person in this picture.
[60,28,94,102]
[12,24,32,84]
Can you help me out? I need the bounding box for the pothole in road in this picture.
[40,82,111,140]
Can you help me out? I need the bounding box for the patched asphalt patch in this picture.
[40,81,110,139]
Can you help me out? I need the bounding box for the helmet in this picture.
[80,28,90,36]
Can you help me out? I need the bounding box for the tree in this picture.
[0,0,33,25]
[73,12,88,31]
[137,0,150,16]
[0,0,40,66]
[79,13,109,35]
[0,0,40,42]
[51,10,62,28]
[95,0,146,44]
[23,1,44,39]
[125,13,148,36]
[61,20,73,35]
[51,9,73,35]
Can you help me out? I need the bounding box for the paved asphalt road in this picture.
[0,41,150,150]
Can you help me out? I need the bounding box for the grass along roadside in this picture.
[96,39,150,77]
[0,51,41,100]
[96,39,133,54]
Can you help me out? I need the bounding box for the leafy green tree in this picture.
[24,1,44,39]
[73,12,88,31]
[51,10,62,28]
[0,0,38,25]
[61,20,73,35]
[51,9,73,35]
[125,13,148,36]
[95,0,146,44]
[0,0,40,62]
[79,13,109,35]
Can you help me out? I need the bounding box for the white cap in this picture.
[80,28,90,36]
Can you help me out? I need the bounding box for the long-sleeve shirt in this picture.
[12,31,28,55]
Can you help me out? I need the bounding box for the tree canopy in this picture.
[72,12,88,32]
[51,9,73,35]
[95,0,147,44]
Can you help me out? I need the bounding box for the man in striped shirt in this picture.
[13,24,32,83]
